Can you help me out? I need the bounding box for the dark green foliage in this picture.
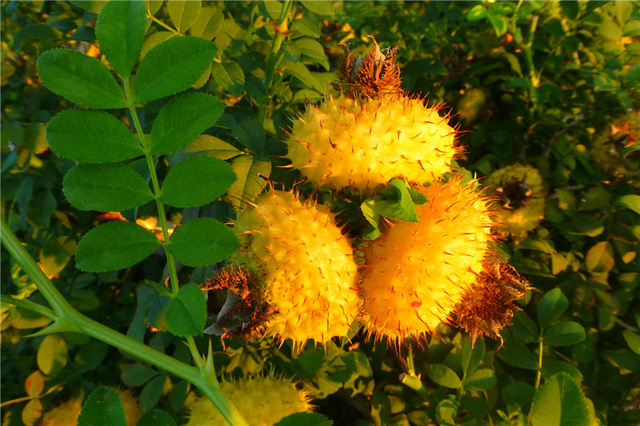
[2,1,640,426]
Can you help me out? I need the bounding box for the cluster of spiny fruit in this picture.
[201,40,533,355]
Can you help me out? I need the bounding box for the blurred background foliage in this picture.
[1,1,640,425]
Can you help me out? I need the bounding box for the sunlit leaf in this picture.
[166,218,238,267]
[531,373,595,426]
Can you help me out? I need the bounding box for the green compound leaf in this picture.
[149,93,224,156]
[166,283,207,337]
[133,36,217,104]
[76,221,161,272]
[167,0,201,34]
[232,119,265,154]
[531,373,595,426]
[77,387,127,426]
[427,364,462,389]
[166,218,239,267]
[537,288,569,329]
[543,321,586,347]
[95,0,146,78]
[300,1,335,15]
[228,155,271,209]
[37,49,127,109]
[160,156,236,208]
[63,163,154,212]
[46,109,143,163]
[136,410,177,426]
[275,412,333,426]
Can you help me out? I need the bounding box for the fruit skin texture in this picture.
[360,178,496,344]
[231,190,361,349]
[285,95,459,190]
[186,374,313,426]
[483,165,546,238]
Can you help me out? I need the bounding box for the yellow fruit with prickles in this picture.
[285,95,459,190]
[360,178,496,345]
[483,165,546,238]
[231,190,361,350]
[41,395,83,425]
[186,374,313,426]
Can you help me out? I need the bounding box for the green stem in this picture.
[535,336,544,390]
[1,219,249,426]
[523,15,539,106]
[258,0,293,125]
[1,294,55,320]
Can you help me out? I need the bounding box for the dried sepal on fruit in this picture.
[228,189,361,351]
[359,177,498,347]
[483,164,546,238]
[450,259,534,348]
[186,373,313,426]
[284,38,460,190]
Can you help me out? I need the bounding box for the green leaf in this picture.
[258,1,283,19]
[63,163,154,212]
[150,93,224,156]
[486,11,508,37]
[39,236,77,278]
[531,373,595,426]
[467,5,486,21]
[461,337,485,376]
[46,109,143,163]
[585,241,615,273]
[300,1,334,15]
[341,350,373,377]
[160,156,235,208]
[139,375,166,413]
[37,49,127,109]
[136,410,177,426]
[37,335,68,375]
[95,0,146,77]
[373,179,418,222]
[543,322,586,346]
[510,311,539,342]
[275,412,333,426]
[13,24,61,51]
[121,363,159,387]
[77,387,127,426]
[211,61,245,97]
[166,283,207,337]
[623,330,640,356]
[69,1,108,13]
[615,194,640,214]
[463,368,497,391]
[140,32,177,59]
[435,396,459,425]
[577,186,611,211]
[502,381,535,408]
[569,213,604,237]
[232,119,265,153]
[295,37,327,62]
[190,7,224,39]
[282,61,323,92]
[167,218,239,267]
[185,135,243,160]
[228,155,271,209]
[537,288,569,329]
[290,17,321,38]
[75,221,161,272]
[133,36,217,103]
[497,341,538,370]
[427,364,461,389]
[167,0,201,33]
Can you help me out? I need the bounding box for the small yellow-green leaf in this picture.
[300,1,334,15]
[623,330,640,355]
[160,156,236,208]
[190,7,224,39]
[212,61,245,96]
[39,236,77,278]
[168,0,201,33]
[21,399,43,426]
[186,135,242,160]
[427,364,461,389]
[585,241,615,273]
[24,371,44,397]
[37,335,68,375]
[228,155,271,209]
[616,194,640,214]
[37,49,127,109]
[63,163,154,212]
[75,221,161,272]
[166,218,238,267]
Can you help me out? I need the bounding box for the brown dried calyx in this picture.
[200,265,276,345]
[338,36,403,98]
[450,260,534,348]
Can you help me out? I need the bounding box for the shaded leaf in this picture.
[77,387,127,426]
[150,93,224,156]
[232,119,265,153]
[497,340,538,370]
[275,412,333,426]
[537,288,569,329]
[167,218,238,267]
[63,163,154,212]
[543,322,586,346]
[212,61,245,96]
[95,0,146,77]
[228,155,271,209]
[136,410,177,426]
[139,375,167,413]
[46,109,143,163]
[121,363,159,387]
[133,36,217,103]
[166,283,207,336]
[37,49,127,109]
[161,156,235,208]
[76,221,161,272]
[531,373,595,426]
[341,351,373,377]
[39,236,77,278]
[463,368,497,391]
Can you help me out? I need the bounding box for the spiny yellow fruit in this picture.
[360,178,496,345]
[592,111,639,184]
[483,165,546,238]
[230,190,361,350]
[186,374,313,426]
[40,396,82,425]
[284,40,459,190]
